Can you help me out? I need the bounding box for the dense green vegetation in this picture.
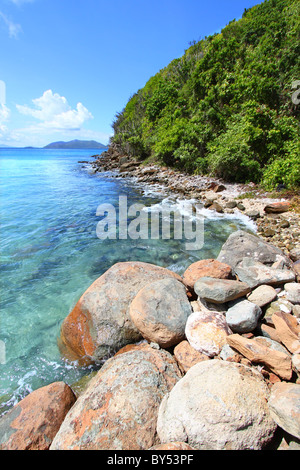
[111,0,300,189]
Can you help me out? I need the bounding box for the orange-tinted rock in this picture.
[129,278,192,348]
[272,311,300,354]
[227,334,293,380]
[50,345,182,450]
[183,259,233,289]
[0,382,76,450]
[264,201,290,213]
[174,340,209,373]
[59,261,183,364]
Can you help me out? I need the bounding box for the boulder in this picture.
[217,230,292,270]
[264,201,290,213]
[247,284,277,307]
[185,308,231,357]
[157,360,277,450]
[227,334,293,380]
[129,278,192,348]
[272,311,300,354]
[0,382,76,450]
[50,345,182,450]
[182,258,233,290]
[268,382,300,439]
[234,258,295,289]
[59,261,182,363]
[173,340,209,373]
[194,276,250,304]
[225,299,262,333]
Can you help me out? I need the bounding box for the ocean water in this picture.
[0,148,255,414]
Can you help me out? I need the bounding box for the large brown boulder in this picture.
[50,344,182,450]
[182,259,233,290]
[59,261,182,364]
[129,278,192,348]
[0,382,76,450]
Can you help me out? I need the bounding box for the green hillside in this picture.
[111,0,300,189]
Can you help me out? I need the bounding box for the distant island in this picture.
[44,140,107,149]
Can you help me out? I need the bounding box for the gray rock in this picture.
[194,276,250,304]
[247,284,277,307]
[268,382,300,440]
[225,299,262,333]
[234,257,295,289]
[157,360,277,450]
[217,230,293,270]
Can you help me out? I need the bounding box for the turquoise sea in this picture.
[0,148,255,415]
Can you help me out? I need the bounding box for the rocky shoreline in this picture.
[1,146,300,451]
[88,145,300,259]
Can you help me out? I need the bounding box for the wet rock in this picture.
[0,382,76,450]
[225,299,262,333]
[268,382,300,439]
[129,277,192,348]
[157,360,276,450]
[194,276,250,304]
[50,345,182,450]
[182,258,233,290]
[59,261,182,364]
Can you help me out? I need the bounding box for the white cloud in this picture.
[16,90,93,130]
[0,103,10,135]
[0,11,22,38]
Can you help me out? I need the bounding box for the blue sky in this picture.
[0,0,263,147]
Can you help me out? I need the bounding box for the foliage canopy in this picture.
[111,0,300,189]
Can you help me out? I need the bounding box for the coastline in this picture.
[1,145,300,450]
[88,144,300,260]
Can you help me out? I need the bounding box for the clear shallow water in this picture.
[0,148,255,414]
